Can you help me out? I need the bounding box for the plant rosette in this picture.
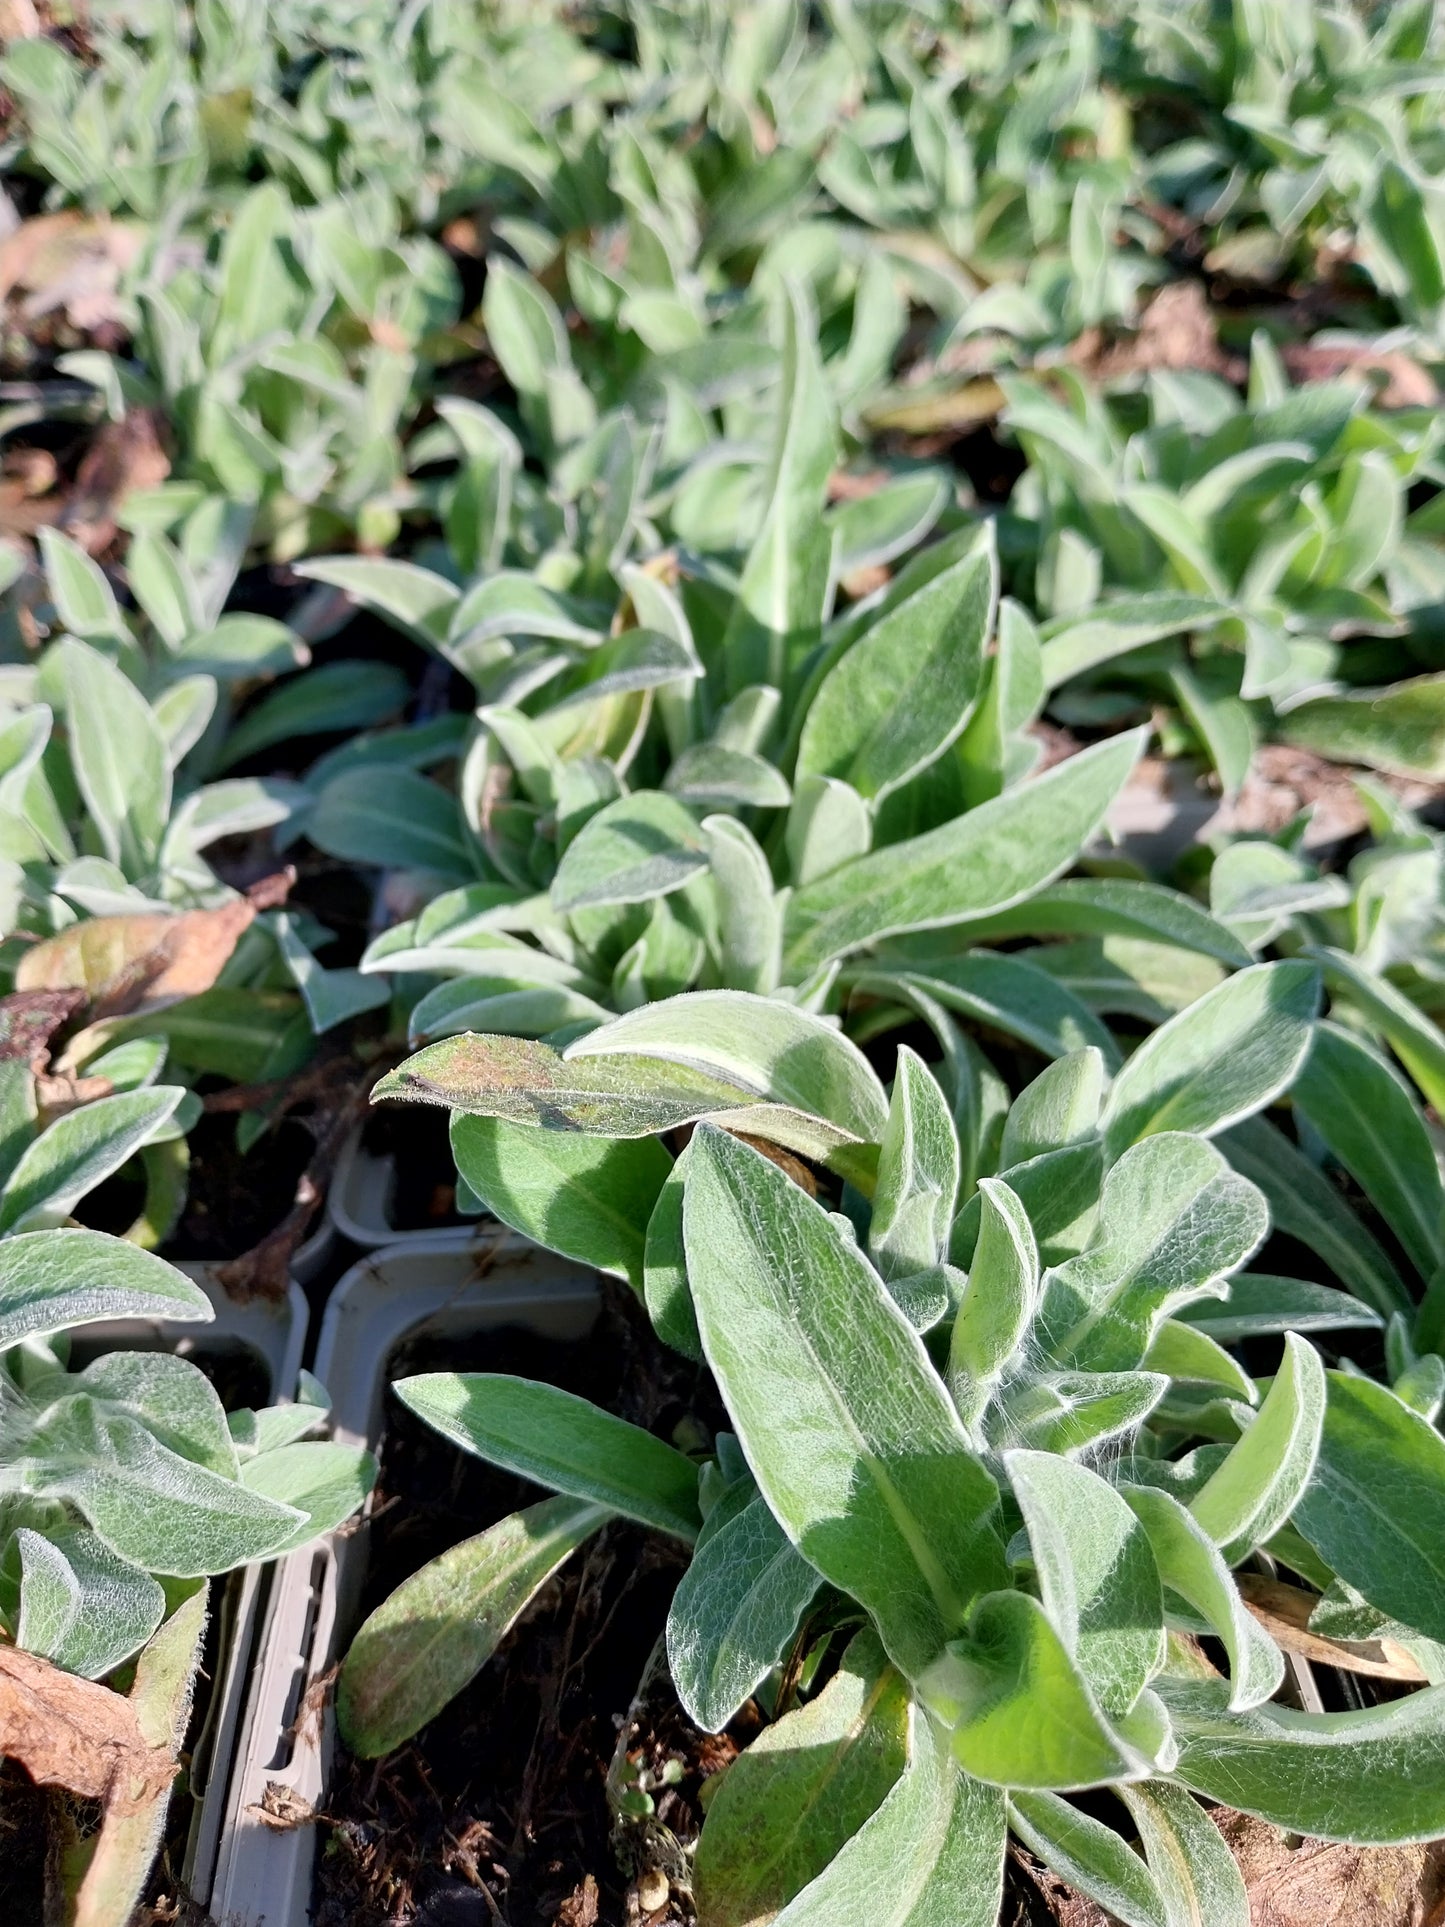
[0,1224,374,1924]
[334,969,1445,1926]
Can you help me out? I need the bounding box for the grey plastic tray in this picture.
[327,1119,485,1250]
[208,1233,601,1927]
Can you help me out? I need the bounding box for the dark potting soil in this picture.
[164,1113,318,1262]
[0,1763,95,1923]
[314,1286,725,1927]
[362,1104,474,1234]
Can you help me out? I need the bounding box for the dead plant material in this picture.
[1236,1574,1429,1684]
[556,1874,600,1927]
[1070,279,1243,384]
[861,375,1006,438]
[18,869,294,1018]
[1281,342,1437,409]
[1218,1811,1445,1927]
[212,1061,377,1300]
[63,408,171,555]
[1066,281,1436,409]
[1227,743,1444,844]
[0,986,85,1064]
[1109,745,1445,858]
[826,467,891,503]
[730,1133,819,1197]
[253,1781,319,1831]
[0,0,42,37]
[0,1647,175,1819]
[0,211,141,333]
[33,1070,113,1123]
[1007,1843,1114,1927]
[0,445,64,542]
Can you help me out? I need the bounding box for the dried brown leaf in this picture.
[1219,1811,1445,1927]
[0,212,142,331]
[1236,1574,1428,1684]
[34,1070,113,1124]
[15,872,292,1018]
[1070,280,1243,384]
[0,1646,175,1818]
[0,0,42,36]
[64,410,171,555]
[556,1875,600,1927]
[1007,1844,1113,1927]
[862,376,1005,436]
[1280,343,1437,409]
[0,987,85,1066]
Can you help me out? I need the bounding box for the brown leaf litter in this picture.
[0,1646,175,1820]
[1108,744,1445,861]
[1009,1814,1445,1927]
[62,407,171,554]
[0,211,141,335]
[1218,1812,1445,1927]
[1070,279,1437,407]
[0,985,85,1065]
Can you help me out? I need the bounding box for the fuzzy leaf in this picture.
[1189,1334,1325,1561]
[382,1033,874,1178]
[683,1126,1006,1678]
[565,992,888,1142]
[782,731,1147,975]
[337,1497,609,1758]
[770,1709,1007,1927]
[797,543,993,801]
[393,1374,701,1542]
[1292,1021,1444,1281]
[1039,1134,1268,1374]
[1009,1792,1168,1927]
[1100,961,1319,1156]
[870,1048,959,1284]
[1293,1371,1445,1645]
[1121,1487,1283,1711]
[0,1231,210,1351]
[1007,1452,1165,1717]
[692,1626,909,1927]
[1163,1676,1445,1844]
[1119,1781,1249,1927]
[450,1113,671,1292]
[667,1492,822,1733]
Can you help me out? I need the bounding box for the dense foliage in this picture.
[3,2,1445,1922]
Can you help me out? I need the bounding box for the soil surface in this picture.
[165,1113,319,1262]
[313,1285,723,1927]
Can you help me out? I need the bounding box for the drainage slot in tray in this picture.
[263,1550,328,1773]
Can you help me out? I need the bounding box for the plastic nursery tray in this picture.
[78,1266,308,1911]
[291,1210,337,1285]
[327,1119,485,1250]
[209,1232,602,1927]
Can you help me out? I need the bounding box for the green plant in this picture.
[292,292,1148,1076]
[0,1222,372,1920]
[999,350,1445,789]
[0,1034,192,1250]
[1129,0,1445,336]
[0,1227,371,1673]
[336,971,1445,1918]
[0,525,403,1244]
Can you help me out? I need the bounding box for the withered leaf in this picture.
[15,873,292,1019]
[0,987,86,1065]
[0,212,142,332]
[1218,1810,1445,1927]
[0,1645,175,1818]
